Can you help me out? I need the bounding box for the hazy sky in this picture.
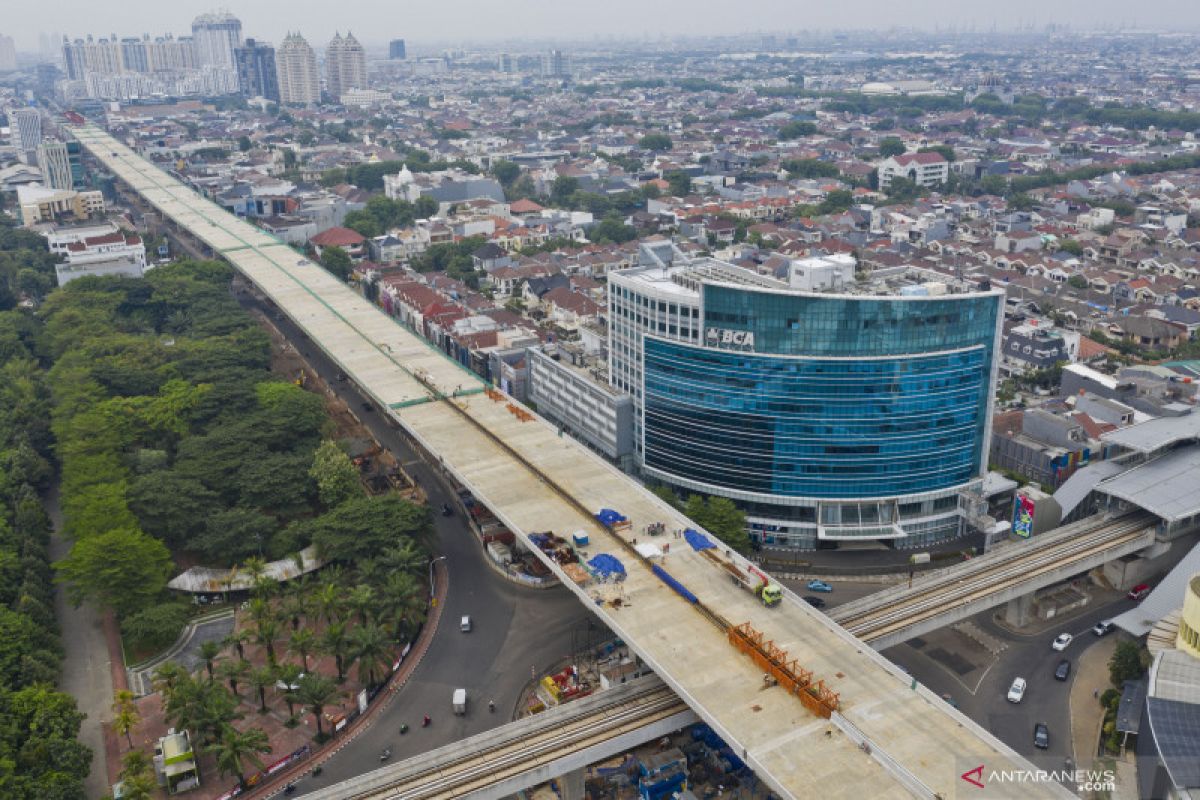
[10,0,1200,51]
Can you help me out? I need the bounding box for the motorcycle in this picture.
[400,723,409,734]
[380,748,391,762]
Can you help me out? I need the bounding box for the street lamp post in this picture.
[428,556,447,599]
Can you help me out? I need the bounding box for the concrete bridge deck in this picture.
[76,124,1066,800]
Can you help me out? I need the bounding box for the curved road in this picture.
[232,288,597,795]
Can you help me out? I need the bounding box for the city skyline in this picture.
[6,0,1200,51]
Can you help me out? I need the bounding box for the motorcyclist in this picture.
[488,699,496,713]
[422,714,431,727]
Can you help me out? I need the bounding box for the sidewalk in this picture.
[1068,634,1144,799]
[47,484,115,799]
[1069,635,1116,766]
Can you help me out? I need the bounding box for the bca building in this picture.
[608,244,1003,551]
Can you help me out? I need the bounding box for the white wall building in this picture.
[877,152,950,189]
[527,345,635,466]
[36,139,73,190]
[0,34,17,71]
[191,11,241,70]
[276,32,319,106]
[325,32,367,102]
[47,226,147,285]
[12,108,41,164]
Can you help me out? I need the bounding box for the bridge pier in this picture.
[557,767,586,800]
[1004,592,1035,628]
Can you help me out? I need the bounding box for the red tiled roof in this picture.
[311,226,366,247]
[893,152,947,166]
[509,199,544,213]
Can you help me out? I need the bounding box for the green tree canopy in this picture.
[682,495,750,553]
[777,120,817,140]
[664,170,693,197]
[54,527,173,616]
[320,246,352,281]
[638,133,673,151]
[306,495,433,564]
[878,137,906,158]
[309,440,362,509]
[783,159,840,179]
[1109,640,1150,687]
[492,160,520,186]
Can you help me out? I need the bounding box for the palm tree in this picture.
[379,540,427,577]
[346,583,376,626]
[242,556,268,586]
[274,662,303,720]
[349,623,392,689]
[252,573,279,599]
[246,596,274,628]
[152,661,188,699]
[217,658,250,698]
[297,673,339,741]
[224,628,252,661]
[163,674,241,745]
[378,572,424,639]
[253,616,281,665]
[314,581,344,625]
[111,689,141,749]
[282,590,308,631]
[288,628,316,671]
[199,640,222,682]
[119,750,157,800]
[249,666,275,714]
[356,557,385,587]
[321,621,350,682]
[208,724,272,788]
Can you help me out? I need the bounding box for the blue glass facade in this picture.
[641,288,1000,502]
[702,284,1000,358]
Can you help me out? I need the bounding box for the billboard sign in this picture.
[1012,493,1036,539]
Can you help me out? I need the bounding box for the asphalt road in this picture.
[884,594,1137,770]
[232,288,597,795]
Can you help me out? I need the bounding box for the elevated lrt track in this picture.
[833,511,1158,647]
[304,679,694,800]
[76,124,1070,800]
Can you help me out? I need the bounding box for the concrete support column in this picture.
[558,767,586,800]
[1004,592,1035,628]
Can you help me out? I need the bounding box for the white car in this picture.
[1052,632,1073,651]
[1007,677,1027,703]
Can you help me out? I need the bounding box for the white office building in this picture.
[275,33,319,106]
[191,11,241,70]
[36,139,73,190]
[12,108,42,164]
[47,224,147,285]
[528,344,635,467]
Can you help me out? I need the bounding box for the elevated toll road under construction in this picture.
[76,124,1068,800]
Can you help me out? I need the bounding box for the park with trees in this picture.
[0,237,440,795]
[0,216,91,798]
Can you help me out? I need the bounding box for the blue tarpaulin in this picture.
[684,529,716,551]
[595,508,628,526]
[587,554,626,580]
[651,564,697,603]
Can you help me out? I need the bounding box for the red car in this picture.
[1128,583,1151,601]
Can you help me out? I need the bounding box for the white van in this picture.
[452,688,467,715]
[460,615,471,632]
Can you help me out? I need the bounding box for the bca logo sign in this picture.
[705,327,755,349]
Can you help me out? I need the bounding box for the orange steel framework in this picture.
[728,622,841,718]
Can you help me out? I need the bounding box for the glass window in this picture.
[643,337,992,499]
